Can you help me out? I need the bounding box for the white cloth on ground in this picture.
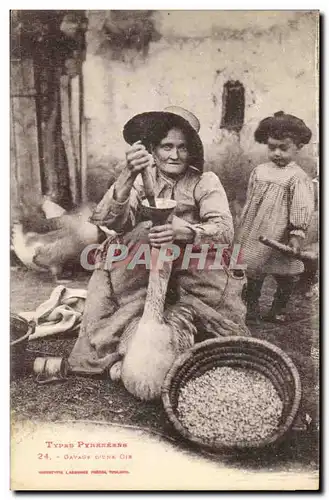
[19,286,87,340]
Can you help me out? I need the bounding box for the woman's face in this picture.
[152,128,189,178]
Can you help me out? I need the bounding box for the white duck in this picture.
[11,198,99,282]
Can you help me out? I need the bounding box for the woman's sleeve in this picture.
[289,174,315,238]
[182,171,234,245]
[89,179,143,235]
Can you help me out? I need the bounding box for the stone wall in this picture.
[83,10,318,206]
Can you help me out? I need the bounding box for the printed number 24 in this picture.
[38,453,49,459]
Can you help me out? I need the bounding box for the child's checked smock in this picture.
[237,161,314,277]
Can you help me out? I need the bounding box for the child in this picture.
[238,111,315,323]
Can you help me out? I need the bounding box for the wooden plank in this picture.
[71,75,80,160]
[10,99,19,220]
[42,87,60,201]
[34,59,72,208]
[12,96,42,207]
[80,117,88,203]
[60,74,79,205]
[70,74,81,204]
[10,59,37,97]
[34,60,62,203]
[11,59,42,210]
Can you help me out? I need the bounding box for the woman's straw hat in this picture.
[123,106,204,172]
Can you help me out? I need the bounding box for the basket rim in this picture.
[10,312,29,325]
[10,313,35,346]
[161,336,302,451]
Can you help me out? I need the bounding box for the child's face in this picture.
[267,137,301,167]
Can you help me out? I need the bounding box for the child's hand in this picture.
[288,236,302,254]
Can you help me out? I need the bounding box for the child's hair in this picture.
[255,111,312,146]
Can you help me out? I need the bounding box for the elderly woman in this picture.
[69,107,249,382]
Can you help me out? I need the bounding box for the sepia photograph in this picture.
[9,9,319,491]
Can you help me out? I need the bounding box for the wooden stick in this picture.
[141,167,156,207]
[259,236,318,262]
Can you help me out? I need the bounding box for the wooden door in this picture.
[10,58,42,217]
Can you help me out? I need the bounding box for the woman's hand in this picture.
[126,141,153,175]
[148,216,195,248]
[113,141,153,203]
[123,221,152,249]
[148,224,174,248]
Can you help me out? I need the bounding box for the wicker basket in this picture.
[10,313,35,378]
[162,336,302,451]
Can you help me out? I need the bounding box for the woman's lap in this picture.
[69,249,249,373]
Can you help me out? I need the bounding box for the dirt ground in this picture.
[10,265,319,472]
